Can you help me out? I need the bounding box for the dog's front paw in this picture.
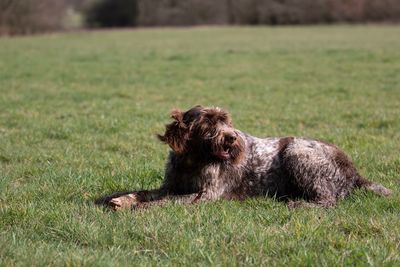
[109,193,138,211]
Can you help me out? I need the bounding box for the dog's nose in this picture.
[225,133,237,144]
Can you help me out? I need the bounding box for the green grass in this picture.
[1,25,400,266]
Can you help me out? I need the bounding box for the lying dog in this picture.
[104,105,391,210]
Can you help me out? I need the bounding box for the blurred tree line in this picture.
[1,0,400,35]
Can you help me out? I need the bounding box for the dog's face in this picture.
[158,105,244,164]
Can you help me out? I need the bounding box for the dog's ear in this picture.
[157,109,189,154]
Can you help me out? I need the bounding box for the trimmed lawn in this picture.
[0,25,399,266]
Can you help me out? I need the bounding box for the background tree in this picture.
[84,0,138,28]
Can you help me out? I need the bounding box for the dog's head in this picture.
[158,105,245,164]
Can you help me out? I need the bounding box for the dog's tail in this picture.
[355,175,392,196]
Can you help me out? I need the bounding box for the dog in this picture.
[103,105,391,210]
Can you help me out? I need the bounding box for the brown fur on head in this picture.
[158,105,245,164]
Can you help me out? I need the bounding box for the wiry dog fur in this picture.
[102,105,391,210]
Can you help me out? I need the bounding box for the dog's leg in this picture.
[106,190,202,211]
[285,179,338,209]
[99,188,238,211]
[107,189,168,211]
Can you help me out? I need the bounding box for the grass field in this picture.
[1,25,400,266]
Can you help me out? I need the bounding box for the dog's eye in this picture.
[205,131,218,139]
